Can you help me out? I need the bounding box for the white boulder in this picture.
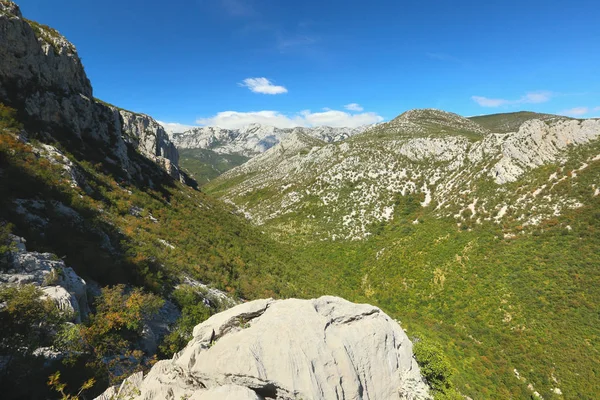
[96,296,431,400]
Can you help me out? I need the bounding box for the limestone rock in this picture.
[119,109,181,180]
[0,1,183,182]
[169,123,372,158]
[193,385,264,400]
[96,296,431,400]
[0,235,89,322]
[40,286,80,319]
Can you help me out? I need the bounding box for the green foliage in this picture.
[413,340,454,394]
[469,111,563,133]
[0,221,13,265]
[0,103,22,131]
[159,285,211,356]
[178,148,249,185]
[47,371,95,400]
[59,285,162,386]
[0,284,68,398]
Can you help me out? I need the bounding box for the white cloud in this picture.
[471,96,509,107]
[157,121,199,134]
[521,91,552,104]
[472,91,553,107]
[197,111,302,129]
[344,103,364,112]
[593,106,600,112]
[559,107,589,117]
[300,110,382,127]
[240,77,288,95]
[196,109,384,129]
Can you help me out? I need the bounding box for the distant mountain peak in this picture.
[170,124,373,158]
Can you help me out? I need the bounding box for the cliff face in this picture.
[118,110,181,179]
[0,1,182,181]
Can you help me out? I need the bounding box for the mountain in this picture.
[0,3,184,184]
[169,123,372,183]
[206,109,600,398]
[469,111,565,133]
[207,109,598,240]
[170,123,371,157]
[0,3,339,398]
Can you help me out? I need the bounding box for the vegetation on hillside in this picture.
[0,103,326,396]
[206,110,600,399]
[178,148,249,185]
[469,111,567,133]
[3,83,600,400]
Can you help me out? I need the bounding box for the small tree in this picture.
[413,340,462,399]
[65,284,163,385]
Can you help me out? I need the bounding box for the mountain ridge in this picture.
[207,109,600,240]
[169,123,373,157]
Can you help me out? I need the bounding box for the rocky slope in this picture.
[170,123,372,157]
[97,296,431,400]
[207,109,600,240]
[0,235,89,323]
[0,1,183,182]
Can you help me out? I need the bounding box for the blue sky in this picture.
[16,0,600,130]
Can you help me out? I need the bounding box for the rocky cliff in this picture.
[97,296,431,400]
[0,1,182,182]
[118,109,181,179]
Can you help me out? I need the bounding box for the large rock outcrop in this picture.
[0,1,181,181]
[0,235,89,322]
[97,296,431,400]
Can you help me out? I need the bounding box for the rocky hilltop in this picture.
[207,109,600,240]
[0,1,183,182]
[170,123,372,158]
[97,296,431,400]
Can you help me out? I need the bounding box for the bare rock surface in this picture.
[0,235,88,322]
[0,1,182,181]
[96,296,430,400]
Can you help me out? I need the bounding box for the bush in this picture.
[413,340,455,395]
[0,285,67,397]
[63,285,163,385]
[0,103,22,130]
[158,285,210,356]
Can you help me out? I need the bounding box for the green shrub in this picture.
[0,103,22,130]
[413,340,454,394]
[159,285,211,356]
[60,285,163,385]
[0,285,67,397]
